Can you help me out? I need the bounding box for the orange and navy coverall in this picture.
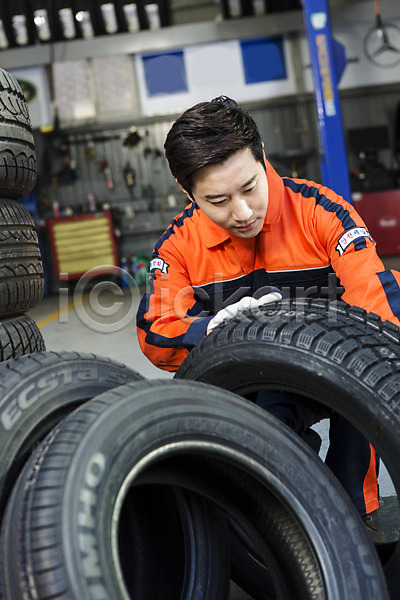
[137,160,400,515]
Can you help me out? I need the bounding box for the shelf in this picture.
[1,0,399,71]
[0,13,299,70]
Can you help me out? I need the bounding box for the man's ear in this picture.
[261,144,268,170]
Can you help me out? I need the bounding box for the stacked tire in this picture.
[0,68,45,360]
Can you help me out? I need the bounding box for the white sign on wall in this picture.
[92,55,138,119]
[52,60,95,124]
[135,36,297,117]
[9,66,53,129]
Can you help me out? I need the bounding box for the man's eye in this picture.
[211,199,227,206]
[244,185,256,194]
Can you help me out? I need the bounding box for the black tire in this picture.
[228,519,271,599]
[117,484,186,599]
[134,456,326,600]
[117,483,230,600]
[175,297,400,598]
[0,314,45,360]
[0,350,143,519]
[0,69,37,199]
[0,380,387,600]
[0,199,44,316]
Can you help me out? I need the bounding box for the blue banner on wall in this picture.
[240,37,287,84]
[142,50,188,96]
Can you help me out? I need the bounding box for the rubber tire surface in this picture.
[0,379,387,600]
[175,297,400,598]
[119,484,229,600]
[118,483,230,600]
[0,350,143,518]
[0,69,37,199]
[0,314,45,361]
[117,484,187,599]
[134,456,328,600]
[0,199,44,316]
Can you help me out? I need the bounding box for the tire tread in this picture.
[0,69,37,198]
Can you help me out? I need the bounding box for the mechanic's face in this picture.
[190,148,268,238]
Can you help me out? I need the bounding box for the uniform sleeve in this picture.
[136,236,212,372]
[314,188,400,327]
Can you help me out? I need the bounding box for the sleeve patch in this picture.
[150,258,169,274]
[335,227,375,256]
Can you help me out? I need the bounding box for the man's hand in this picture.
[207,291,282,334]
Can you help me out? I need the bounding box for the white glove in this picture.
[207,291,282,334]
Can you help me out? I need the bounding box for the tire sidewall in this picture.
[176,338,400,494]
[54,381,384,599]
[0,352,143,515]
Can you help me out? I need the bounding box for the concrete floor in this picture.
[27,283,399,599]
[27,287,170,380]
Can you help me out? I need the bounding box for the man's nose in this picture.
[231,197,252,221]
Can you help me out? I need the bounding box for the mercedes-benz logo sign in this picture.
[364,21,400,68]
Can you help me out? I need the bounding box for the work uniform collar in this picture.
[200,159,284,248]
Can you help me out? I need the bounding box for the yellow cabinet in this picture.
[48,212,118,281]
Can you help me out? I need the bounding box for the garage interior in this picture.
[0,0,399,599]
[1,0,400,295]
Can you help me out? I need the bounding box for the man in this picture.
[137,96,400,541]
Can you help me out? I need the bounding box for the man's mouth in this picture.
[235,219,257,232]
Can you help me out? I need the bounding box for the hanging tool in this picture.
[142,128,163,210]
[363,0,400,68]
[99,133,115,190]
[123,126,142,148]
[123,162,136,197]
[84,136,96,160]
[83,133,97,205]
[55,137,77,185]
[99,159,114,190]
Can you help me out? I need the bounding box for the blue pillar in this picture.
[302,0,352,203]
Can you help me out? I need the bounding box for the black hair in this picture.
[164,96,264,198]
